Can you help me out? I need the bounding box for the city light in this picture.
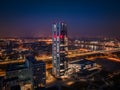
[0,0,120,89]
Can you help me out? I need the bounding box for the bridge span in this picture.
[0,48,120,65]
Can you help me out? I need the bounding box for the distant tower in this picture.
[52,22,68,77]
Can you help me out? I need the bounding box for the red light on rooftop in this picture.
[60,35,63,39]
[54,34,57,38]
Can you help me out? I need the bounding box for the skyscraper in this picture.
[52,22,68,77]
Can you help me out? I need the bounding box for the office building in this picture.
[52,22,68,77]
[67,59,101,79]
[26,56,46,89]
[2,63,32,90]
[69,59,98,72]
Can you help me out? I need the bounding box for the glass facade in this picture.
[52,22,68,77]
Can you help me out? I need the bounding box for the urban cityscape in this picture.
[0,0,120,90]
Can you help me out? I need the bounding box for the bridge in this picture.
[68,48,120,58]
[0,48,120,65]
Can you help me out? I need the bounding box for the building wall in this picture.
[68,60,97,72]
[26,57,46,89]
[32,63,46,88]
[52,22,68,77]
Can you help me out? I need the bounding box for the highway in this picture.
[0,48,120,65]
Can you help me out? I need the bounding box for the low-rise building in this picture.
[69,59,98,72]
[66,59,101,80]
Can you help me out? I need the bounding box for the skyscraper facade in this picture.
[52,22,68,77]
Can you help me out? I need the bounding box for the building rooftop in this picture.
[6,63,27,71]
[26,55,45,64]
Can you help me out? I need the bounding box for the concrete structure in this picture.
[26,56,46,89]
[2,63,31,90]
[52,22,68,77]
[0,56,46,90]
[69,59,98,72]
[66,59,101,80]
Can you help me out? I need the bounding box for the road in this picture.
[0,48,120,65]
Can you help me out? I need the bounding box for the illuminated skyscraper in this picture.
[52,22,68,77]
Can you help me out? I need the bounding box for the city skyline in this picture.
[0,0,120,38]
[0,19,120,89]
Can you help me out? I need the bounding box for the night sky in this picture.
[0,0,120,38]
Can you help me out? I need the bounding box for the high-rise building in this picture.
[52,22,68,77]
[0,56,46,90]
[2,63,32,90]
[26,56,46,90]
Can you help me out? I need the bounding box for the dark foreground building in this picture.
[26,56,46,90]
